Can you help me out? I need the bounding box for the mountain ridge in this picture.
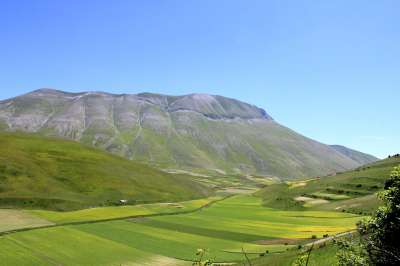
[330,144,378,164]
[18,88,272,121]
[0,88,376,178]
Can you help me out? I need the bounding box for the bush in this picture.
[336,165,400,266]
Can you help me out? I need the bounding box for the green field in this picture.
[0,195,362,265]
[253,241,340,266]
[0,209,54,232]
[29,196,222,224]
[0,133,211,210]
[257,156,400,214]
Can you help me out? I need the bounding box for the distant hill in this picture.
[0,133,211,210]
[330,145,378,165]
[0,89,376,178]
[257,156,400,214]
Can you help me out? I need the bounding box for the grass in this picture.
[0,195,363,264]
[0,132,211,210]
[147,195,362,241]
[253,242,340,266]
[257,156,400,214]
[310,192,350,200]
[0,209,54,232]
[28,196,221,224]
[0,227,183,266]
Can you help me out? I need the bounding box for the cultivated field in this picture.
[257,157,400,214]
[0,209,54,232]
[0,195,362,265]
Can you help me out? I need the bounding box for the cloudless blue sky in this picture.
[0,0,399,158]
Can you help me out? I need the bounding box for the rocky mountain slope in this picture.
[0,89,376,178]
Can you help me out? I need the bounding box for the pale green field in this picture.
[29,196,221,224]
[0,209,54,232]
[0,195,363,265]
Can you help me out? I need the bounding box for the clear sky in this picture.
[0,0,398,158]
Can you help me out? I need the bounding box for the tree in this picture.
[358,165,400,265]
[337,165,400,265]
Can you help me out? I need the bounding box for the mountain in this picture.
[0,132,211,210]
[330,145,378,165]
[0,89,375,178]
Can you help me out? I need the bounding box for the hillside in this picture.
[0,133,211,210]
[257,156,400,214]
[330,145,378,165]
[0,89,376,178]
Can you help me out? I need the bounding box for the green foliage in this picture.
[358,165,400,265]
[335,165,400,266]
[334,236,369,266]
[292,253,308,266]
[193,249,214,266]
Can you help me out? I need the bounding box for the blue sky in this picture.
[0,0,398,158]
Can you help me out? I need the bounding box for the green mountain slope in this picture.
[330,144,378,165]
[0,133,211,210]
[0,89,376,178]
[257,156,400,214]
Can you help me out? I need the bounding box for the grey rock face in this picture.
[0,88,373,178]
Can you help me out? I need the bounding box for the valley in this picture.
[0,91,396,265]
[1,155,398,265]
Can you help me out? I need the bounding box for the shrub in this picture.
[336,165,400,266]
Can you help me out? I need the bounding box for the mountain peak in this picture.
[20,89,271,121]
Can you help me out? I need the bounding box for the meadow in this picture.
[0,133,211,211]
[257,156,400,214]
[29,196,222,224]
[0,195,362,265]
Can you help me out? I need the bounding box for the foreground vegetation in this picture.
[335,165,400,266]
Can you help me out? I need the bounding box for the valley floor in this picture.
[0,194,362,265]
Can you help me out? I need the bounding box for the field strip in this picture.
[0,195,233,236]
[6,237,61,265]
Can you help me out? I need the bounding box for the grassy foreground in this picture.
[0,132,211,211]
[0,195,362,265]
